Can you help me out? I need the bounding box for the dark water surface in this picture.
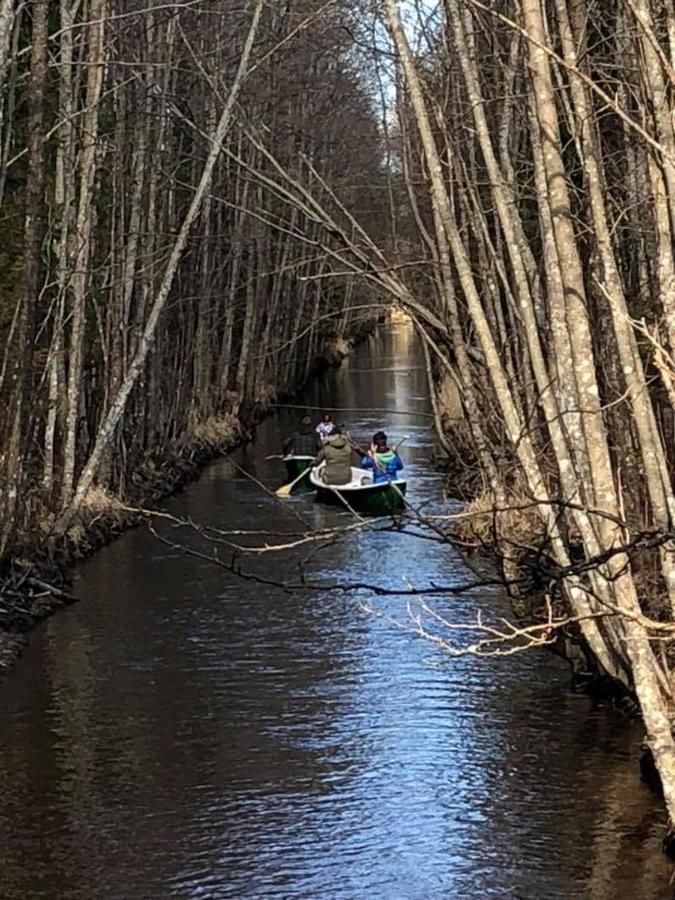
[0,324,672,899]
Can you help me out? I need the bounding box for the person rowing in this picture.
[312,425,357,485]
[360,430,404,484]
[282,416,316,457]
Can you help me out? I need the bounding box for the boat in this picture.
[309,463,406,515]
[282,454,315,492]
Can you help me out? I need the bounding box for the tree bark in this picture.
[57,0,265,527]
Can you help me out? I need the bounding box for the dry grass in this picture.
[332,337,350,356]
[437,373,463,423]
[388,307,410,324]
[23,488,125,545]
[254,381,277,407]
[64,486,129,543]
[323,336,351,364]
[455,485,546,549]
[65,521,87,545]
[190,413,240,449]
[81,485,125,512]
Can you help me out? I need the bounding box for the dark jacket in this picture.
[283,426,316,457]
[360,448,403,484]
[313,433,353,485]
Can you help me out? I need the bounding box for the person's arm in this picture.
[346,439,361,463]
[282,435,294,455]
[360,454,374,470]
[313,448,326,466]
[394,452,403,471]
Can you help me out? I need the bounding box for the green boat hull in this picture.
[283,455,314,492]
[310,466,407,515]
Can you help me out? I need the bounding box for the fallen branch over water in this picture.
[141,493,675,660]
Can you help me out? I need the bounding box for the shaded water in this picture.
[0,324,672,899]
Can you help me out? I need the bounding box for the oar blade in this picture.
[274,466,310,498]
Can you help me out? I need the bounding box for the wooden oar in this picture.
[345,433,367,457]
[275,467,311,498]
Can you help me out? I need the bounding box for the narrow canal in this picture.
[0,323,671,899]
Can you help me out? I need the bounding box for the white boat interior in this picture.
[310,463,405,492]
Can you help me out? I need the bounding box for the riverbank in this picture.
[2,322,670,900]
[433,422,674,827]
[0,330,371,676]
[445,460,641,691]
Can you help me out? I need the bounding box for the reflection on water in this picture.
[0,324,672,899]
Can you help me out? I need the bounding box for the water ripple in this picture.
[0,325,671,899]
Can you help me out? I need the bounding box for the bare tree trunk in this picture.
[44,0,77,493]
[0,0,15,101]
[522,0,675,818]
[556,0,675,608]
[0,0,48,554]
[58,0,264,527]
[383,0,624,680]
[61,0,106,506]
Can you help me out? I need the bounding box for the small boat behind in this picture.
[309,463,406,515]
[282,454,315,492]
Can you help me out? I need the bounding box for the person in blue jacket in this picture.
[360,431,403,483]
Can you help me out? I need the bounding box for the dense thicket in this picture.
[372,0,675,822]
[0,0,387,553]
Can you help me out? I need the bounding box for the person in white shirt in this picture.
[315,413,335,444]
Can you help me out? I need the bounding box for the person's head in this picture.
[331,423,343,436]
[301,415,311,427]
[373,430,388,451]
[323,413,332,423]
